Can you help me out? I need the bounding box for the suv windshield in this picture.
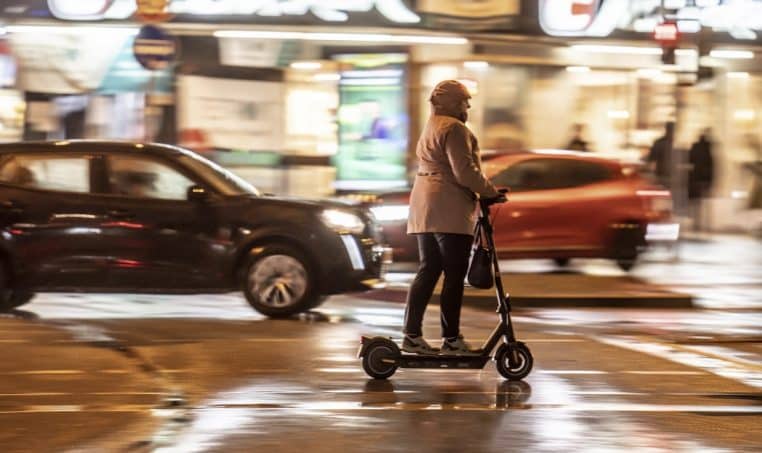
[178,153,259,196]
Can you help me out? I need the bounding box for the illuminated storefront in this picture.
[0,0,759,231]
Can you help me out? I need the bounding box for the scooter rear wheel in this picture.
[362,341,399,380]
[495,342,533,381]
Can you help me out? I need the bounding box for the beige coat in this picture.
[407,114,499,235]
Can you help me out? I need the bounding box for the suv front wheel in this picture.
[242,244,320,318]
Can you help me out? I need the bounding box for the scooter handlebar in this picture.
[481,192,508,207]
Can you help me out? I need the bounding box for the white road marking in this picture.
[2,370,84,375]
[0,392,70,396]
[595,335,762,388]
[539,370,607,375]
[205,401,762,414]
[318,367,364,373]
[623,371,705,375]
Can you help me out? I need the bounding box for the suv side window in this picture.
[552,160,612,189]
[0,154,91,193]
[491,158,611,192]
[490,159,555,192]
[107,155,196,201]
[562,160,611,187]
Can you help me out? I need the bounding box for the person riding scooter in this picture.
[404,80,505,355]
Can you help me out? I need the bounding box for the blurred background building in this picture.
[0,0,759,234]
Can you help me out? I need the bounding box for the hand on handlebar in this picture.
[483,192,507,205]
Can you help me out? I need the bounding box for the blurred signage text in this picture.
[417,0,520,17]
[47,0,420,23]
[539,0,762,40]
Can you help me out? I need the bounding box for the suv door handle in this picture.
[107,209,133,220]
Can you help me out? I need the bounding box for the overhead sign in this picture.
[539,0,603,37]
[135,0,173,22]
[416,0,521,31]
[46,0,420,23]
[417,0,520,17]
[539,0,762,40]
[133,25,177,70]
[10,28,131,93]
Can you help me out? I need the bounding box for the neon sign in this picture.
[47,0,420,23]
[539,0,762,40]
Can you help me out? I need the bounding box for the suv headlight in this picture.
[321,209,365,234]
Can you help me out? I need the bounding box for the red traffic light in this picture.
[654,22,679,45]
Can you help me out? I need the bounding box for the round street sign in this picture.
[133,24,177,70]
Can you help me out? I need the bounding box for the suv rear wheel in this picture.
[242,244,320,318]
[0,262,35,311]
[610,222,644,272]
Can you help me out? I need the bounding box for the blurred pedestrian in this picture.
[688,129,715,232]
[566,123,590,151]
[647,122,675,189]
[743,133,762,212]
[404,80,503,356]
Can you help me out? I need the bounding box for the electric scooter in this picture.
[359,194,533,381]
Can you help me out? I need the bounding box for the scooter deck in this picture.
[391,353,491,369]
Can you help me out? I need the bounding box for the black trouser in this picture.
[404,233,472,339]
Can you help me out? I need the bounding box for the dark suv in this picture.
[0,141,386,317]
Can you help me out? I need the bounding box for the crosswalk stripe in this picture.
[594,335,762,388]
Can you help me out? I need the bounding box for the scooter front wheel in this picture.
[362,340,400,379]
[495,342,533,381]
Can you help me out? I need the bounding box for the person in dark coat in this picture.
[647,122,675,189]
[688,129,715,231]
[566,123,589,151]
[404,80,502,356]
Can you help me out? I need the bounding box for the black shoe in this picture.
[441,335,480,356]
[402,335,438,354]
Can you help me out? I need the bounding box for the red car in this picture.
[368,151,678,271]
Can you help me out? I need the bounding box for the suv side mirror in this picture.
[187,185,210,202]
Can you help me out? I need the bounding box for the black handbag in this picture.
[467,219,494,289]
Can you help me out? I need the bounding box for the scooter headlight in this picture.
[321,209,365,234]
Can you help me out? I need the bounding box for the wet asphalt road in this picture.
[0,290,760,453]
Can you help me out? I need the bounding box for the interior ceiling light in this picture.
[6,25,137,35]
[570,44,663,55]
[636,68,662,77]
[213,30,467,45]
[463,61,489,69]
[290,61,322,70]
[710,49,754,59]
